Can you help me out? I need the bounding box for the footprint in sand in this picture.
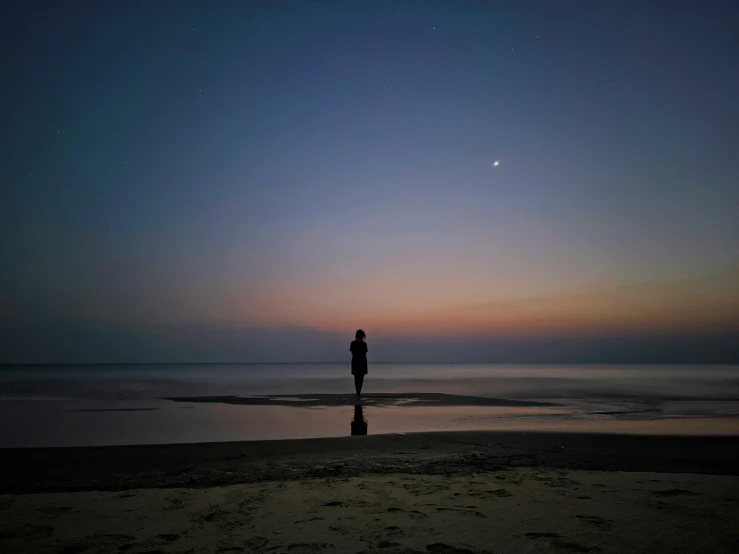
[200,511,225,522]
[469,488,513,499]
[0,524,54,539]
[494,473,523,485]
[525,532,597,553]
[164,494,192,511]
[526,532,560,539]
[434,507,485,518]
[286,542,331,553]
[542,477,580,488]
[117,547,163,554]
[38,506,73,517]
[386,507,428,521]
[425,543,490,553]
[55,543,95,554]
[100,534,136,542]
[576,515,613,531]
[652,488,698,497]
[243,536,269,549]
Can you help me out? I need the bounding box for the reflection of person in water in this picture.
[350,329,368,398]
[351,404,368,435]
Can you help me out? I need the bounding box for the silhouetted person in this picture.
[350,329,368,398]
[351,404,368,435]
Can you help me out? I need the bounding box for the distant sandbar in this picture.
[164,392,553,408]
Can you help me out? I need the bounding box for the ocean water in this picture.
[0,363,737,447]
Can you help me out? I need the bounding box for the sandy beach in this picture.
[2,469,738,554]
[1,431,738,553]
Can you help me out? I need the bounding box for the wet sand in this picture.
[4,390,737,448]
[1,431,738,494]
[1,431,738,553]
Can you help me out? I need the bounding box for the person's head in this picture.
[355,329,366,341]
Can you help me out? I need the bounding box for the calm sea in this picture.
[1,364,737,447]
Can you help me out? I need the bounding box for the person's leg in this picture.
[354,375,363,397]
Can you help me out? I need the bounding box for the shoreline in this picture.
[2,430,737,494]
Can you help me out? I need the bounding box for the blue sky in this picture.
[1,1,738,363]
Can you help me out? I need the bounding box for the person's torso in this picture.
[350,340,367,357]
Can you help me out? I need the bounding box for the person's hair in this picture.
[355,329,366,340]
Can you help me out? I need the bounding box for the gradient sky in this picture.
[1,1,738,363]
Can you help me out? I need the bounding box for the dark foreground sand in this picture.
[1,431,738,553]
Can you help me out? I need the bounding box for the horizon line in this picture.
[1,361,736,367]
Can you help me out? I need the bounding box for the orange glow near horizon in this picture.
[223,264,739,339]
[57,259,739,344]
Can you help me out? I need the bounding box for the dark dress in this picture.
[350,340,368,376]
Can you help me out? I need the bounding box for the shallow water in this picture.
[0,363,737,446]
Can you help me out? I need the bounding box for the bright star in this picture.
[493,160,500,167]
